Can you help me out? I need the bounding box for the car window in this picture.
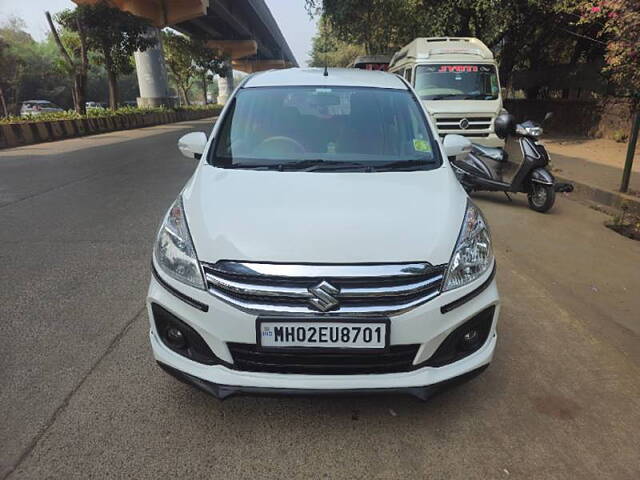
[211,86,440,171]
[404,68,412,84]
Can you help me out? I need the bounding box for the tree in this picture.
[162,30,197,105]
[0,36,19,117]
[305,0,420,54]
[306,0,607,90]
[0,17,72,114]
[569,0,640,92]
[58,2,156,109]
[190,38,226,104]
[0,18,29,116]
[46,10,88,114]
[568,0,640,192]
[308,18,364,67]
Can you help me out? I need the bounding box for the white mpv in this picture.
[147,68,499,400]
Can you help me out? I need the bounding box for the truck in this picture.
[389,37,505,147]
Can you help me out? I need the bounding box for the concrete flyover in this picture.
[72,0,298,105]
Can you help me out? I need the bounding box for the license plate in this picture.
[258,320,389,350]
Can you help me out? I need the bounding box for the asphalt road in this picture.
[1,120,639,479]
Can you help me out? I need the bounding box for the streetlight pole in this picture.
[620,106,639,193]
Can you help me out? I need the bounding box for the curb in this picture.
[557,174,640,216]
[0,109,220,150]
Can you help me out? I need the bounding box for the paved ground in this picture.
[1,121,639,479]
[545,137,640,194]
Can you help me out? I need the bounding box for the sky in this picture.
[0,0,318,66]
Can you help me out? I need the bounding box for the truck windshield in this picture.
[210,86,440,171]
[415,64,499,100]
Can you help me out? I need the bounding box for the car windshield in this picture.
[210,86,440,171]
[415,64,499,100]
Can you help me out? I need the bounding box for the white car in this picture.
[85,101,104,109]
[148,68,499,400]
[20,100,65,116]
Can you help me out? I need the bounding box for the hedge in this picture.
[0,104,222,125]
[0,104,223,149]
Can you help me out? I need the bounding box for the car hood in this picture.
[182,166,467,265]
[423,99,502,115]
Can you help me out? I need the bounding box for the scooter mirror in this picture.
[543,111,554,123]
[443,134,472,158]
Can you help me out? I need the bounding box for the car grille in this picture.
[201,261,446,316]
[435,116,493,135]
[227,343,420,374]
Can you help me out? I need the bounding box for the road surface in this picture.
[1,120,639,479]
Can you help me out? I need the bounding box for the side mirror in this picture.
[543,111,553,123]
[178,131,207,159]
[443,134,472,158]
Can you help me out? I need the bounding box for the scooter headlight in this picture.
[153,196,205,289]
[443,201,494,291]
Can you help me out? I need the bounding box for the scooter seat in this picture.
[472,144,506,162]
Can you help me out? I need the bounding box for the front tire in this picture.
[527,183,555,212]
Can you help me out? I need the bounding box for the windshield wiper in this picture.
[228,159,370,172]
[230,163,282,170]
[301,160,371,172]
[462,94,495,100]
[372,159,437,172]
[426,94,461,100]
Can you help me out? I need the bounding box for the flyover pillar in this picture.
[134,28,174,107]
[217,62,235,105]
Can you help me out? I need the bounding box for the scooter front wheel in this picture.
[527,183,556,212]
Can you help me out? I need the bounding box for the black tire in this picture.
[527,183,555,212]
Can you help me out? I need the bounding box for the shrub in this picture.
[0,104,222,125]
[612,129,629,143]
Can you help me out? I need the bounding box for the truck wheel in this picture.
[527,183,555,213]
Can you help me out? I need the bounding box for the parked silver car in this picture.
[20,100,65,116]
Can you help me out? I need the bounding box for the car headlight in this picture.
[443,201,493,291]
[153,196,205,289]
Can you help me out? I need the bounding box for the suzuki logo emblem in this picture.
[459,118,470,130]
[308,281,340,312]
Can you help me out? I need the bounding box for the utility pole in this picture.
[620,98,639,193]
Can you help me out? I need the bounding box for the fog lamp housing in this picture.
[424,306,495,367]
[151,303,218,365]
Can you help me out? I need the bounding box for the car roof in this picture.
[23,100,54,104]
[244,68,408,90]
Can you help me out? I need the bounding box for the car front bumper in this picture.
[157,361,490,401]
[147,263,499,397]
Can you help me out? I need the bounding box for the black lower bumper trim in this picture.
[157,361,489,401]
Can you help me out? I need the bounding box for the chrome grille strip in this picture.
[208,261,435,278]
[206,273,310,298]
[435,115,494,134]
[210,287,441,317]
[205,272,444,299]
[202,261,445,317]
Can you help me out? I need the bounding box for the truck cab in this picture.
[389,37,505,147]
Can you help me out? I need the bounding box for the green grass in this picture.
[0,104,223,125]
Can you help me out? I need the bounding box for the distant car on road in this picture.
[85,101,103,109]
[20,100,65,116]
